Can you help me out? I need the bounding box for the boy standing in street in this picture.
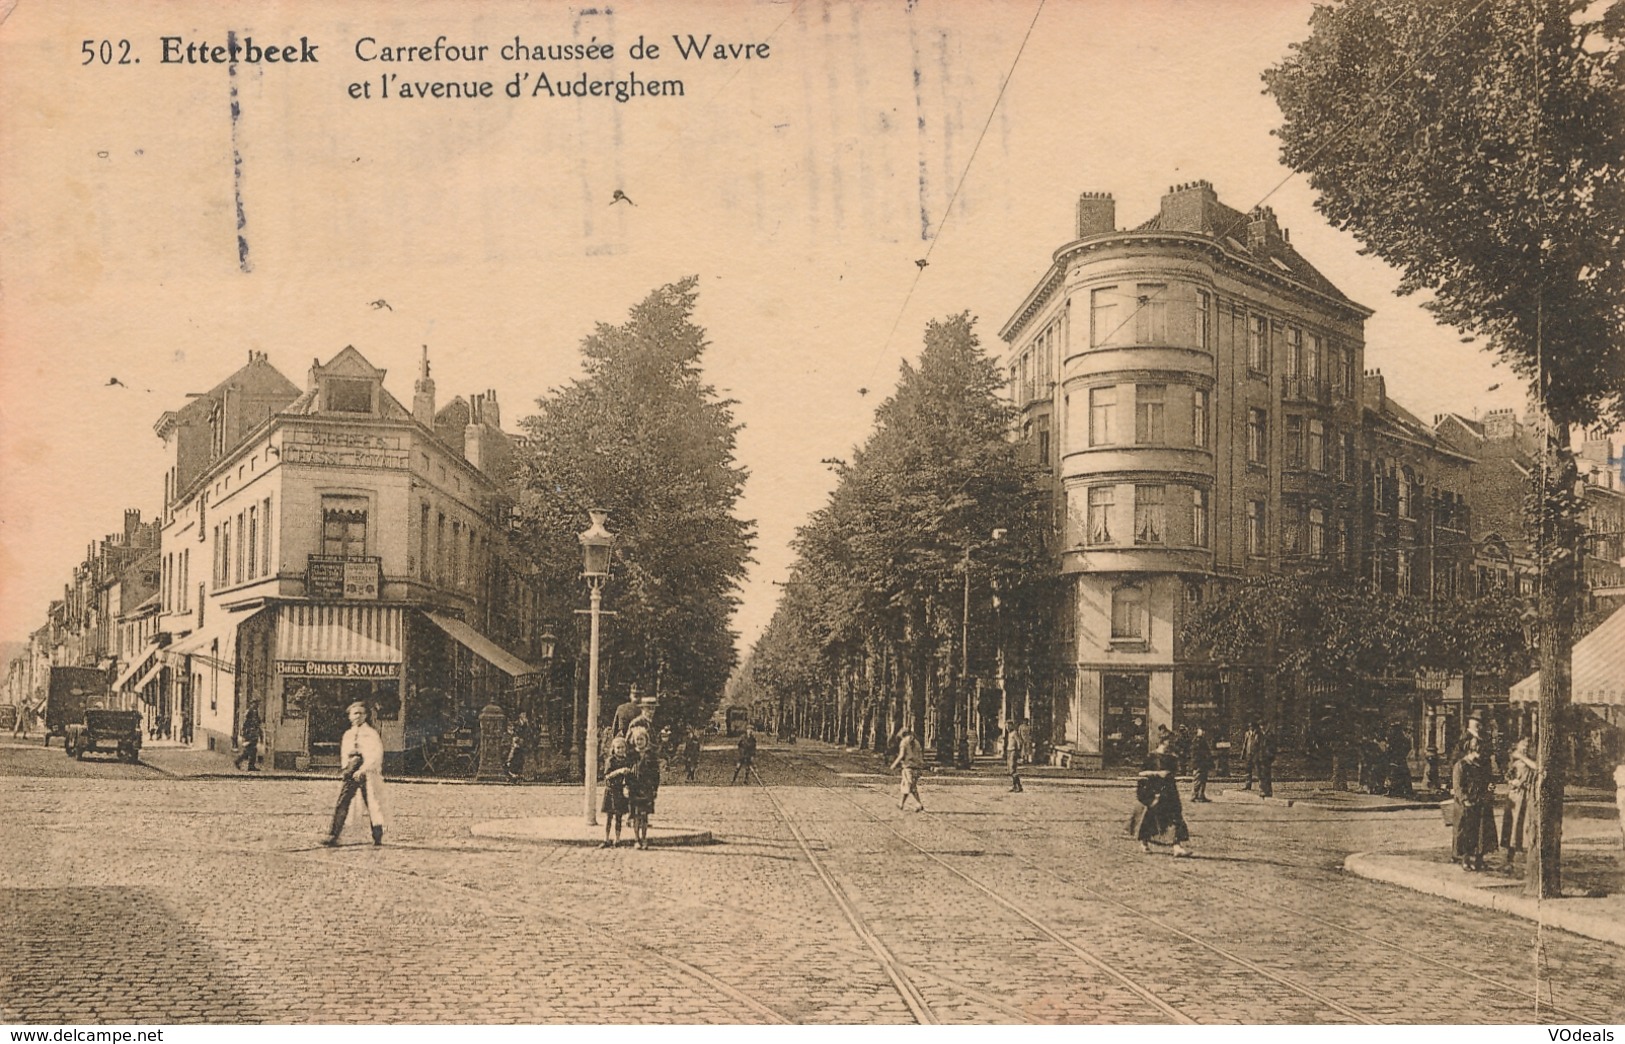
[732,724,758,784]
[892,728,926,812]
[1005,719,1026,793]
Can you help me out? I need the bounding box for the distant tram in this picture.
[725,707,750,737]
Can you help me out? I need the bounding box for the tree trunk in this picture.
[1527,426,1582,900]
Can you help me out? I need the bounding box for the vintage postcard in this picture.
[2,0,1622,1033]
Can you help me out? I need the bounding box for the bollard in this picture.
[474,703,508,782]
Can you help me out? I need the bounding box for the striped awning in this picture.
[1510,604,1625,706]
[422,611,537,677]
[133,661,165,702]
[113,644,161,691]
[277,604,403,664]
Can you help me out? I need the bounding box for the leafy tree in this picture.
[514,278,754,739]
[1264,0,1625,894]
[749,313,1055,761]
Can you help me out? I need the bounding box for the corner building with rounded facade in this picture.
[1001,181,1371,769]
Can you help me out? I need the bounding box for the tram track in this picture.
[753,757,1198,1024]
[773,747,1615,1025]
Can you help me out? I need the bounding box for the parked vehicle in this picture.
[64,708,143,763]
[42,666,112,748]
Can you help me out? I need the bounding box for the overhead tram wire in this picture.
[1092,0,1497,351]
[864,0,1048,386]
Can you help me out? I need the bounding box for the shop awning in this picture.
[1510,604,1625,706]
[277,604,402,664]
[133,661,165,702]
[422,611,538,677]
[167,608,262,672]
[112,644,161,691]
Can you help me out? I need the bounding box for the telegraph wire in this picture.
[865,0,1048,385]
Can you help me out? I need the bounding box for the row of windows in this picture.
[162,548,191,614]
[1245,408,1359,480]
[418,501,486,595]
[1075,484,1209,549]
[1012,319,1060,405]
[213,497,276,589]
[1077,283,1357,396]
[1078,384,1209,450]
[1244,500,1352,561]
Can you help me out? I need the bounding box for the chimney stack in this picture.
[1159,180,1218,234]
[413,345,436,427]
[1247,206,1281,251]
[1075,191,1116,239]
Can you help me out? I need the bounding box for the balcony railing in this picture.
[1282,374,1331,404]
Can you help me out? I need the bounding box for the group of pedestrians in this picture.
[601,693,662,848]
[1446,709,1538,873]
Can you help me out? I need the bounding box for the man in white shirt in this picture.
[322,701,387,847]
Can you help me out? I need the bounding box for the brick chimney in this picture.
[1247,206,1281,251]
[1482,408,1520,442]
[1158,180,1218,234]
[1075,191,1115,238]
[1363,368,1386,409]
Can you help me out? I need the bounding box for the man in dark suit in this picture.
[1190,726,1215,802]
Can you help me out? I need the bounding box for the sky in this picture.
[0,0,1538,654]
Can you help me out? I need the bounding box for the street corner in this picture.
[469,814,715,847]
[1343,849,1625,950]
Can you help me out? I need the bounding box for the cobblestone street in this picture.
[2,736,1620,1025]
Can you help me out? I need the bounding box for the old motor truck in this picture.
[44,666,142,762]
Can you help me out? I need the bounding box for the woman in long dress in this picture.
[1500,737,1537,868]
[1129,741,1191,857]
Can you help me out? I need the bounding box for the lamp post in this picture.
[535,629,555,778]
[579,510,615,826]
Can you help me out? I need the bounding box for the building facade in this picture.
[1001,181,1372,767]
[136,347,543,770]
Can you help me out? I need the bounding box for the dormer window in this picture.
[325,377,375,414]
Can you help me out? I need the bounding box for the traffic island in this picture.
[1344,848,1625,948]
[470,816,715,847]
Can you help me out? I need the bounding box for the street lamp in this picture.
[579,510,614,826]
[536,629,556,768]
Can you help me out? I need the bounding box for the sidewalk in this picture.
[1344,801,1625,949]
[136,740,555,786]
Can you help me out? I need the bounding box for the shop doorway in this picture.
[290,677,402,767]
[1102,673,1150,768]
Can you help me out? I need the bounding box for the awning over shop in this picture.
[422,611,538,677]
[112,644,161,691]
[277,604,402,664]
[133,661,165,703]
[167,608,262,673]
[1510,604,1625,706]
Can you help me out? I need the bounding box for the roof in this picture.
[1133,200,1353,305]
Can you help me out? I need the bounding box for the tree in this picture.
[1265,0,1625,895]
[749,313,1055,761]
[514,278,754,738]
